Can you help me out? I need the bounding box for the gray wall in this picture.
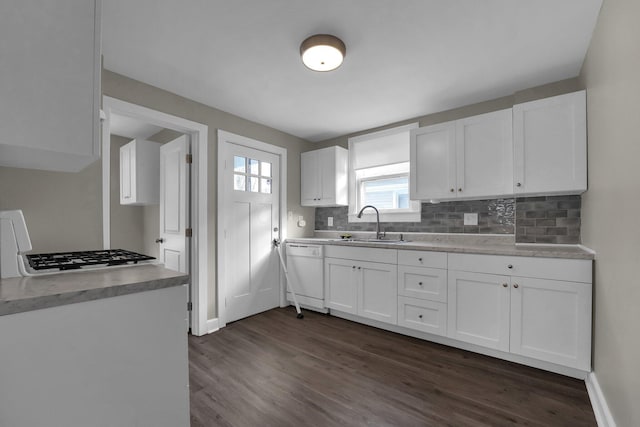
[313,79,583,150]
[0,162,102,253]
[103,70,315,319]
[580,0,640,425]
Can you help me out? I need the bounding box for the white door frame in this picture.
[101,96,209,336]
[217,130,287,328]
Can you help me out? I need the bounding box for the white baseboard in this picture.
[205,318,219,334]
[586,372,616,427]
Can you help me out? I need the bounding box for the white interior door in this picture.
[159,135,190,274]
[222,141,280,323]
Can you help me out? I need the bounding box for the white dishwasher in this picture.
[285,243,327,313]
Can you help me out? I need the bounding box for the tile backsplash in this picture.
[315,195,581,244]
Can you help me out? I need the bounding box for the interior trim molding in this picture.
[206,318,219,334]
[586,372,617,427]
[101,96,209,337]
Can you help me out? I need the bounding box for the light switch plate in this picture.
[464,213,478,226]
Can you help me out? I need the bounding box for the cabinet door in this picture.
[410,122,457,200]
[300,150,320,206]
[0,0,100,172]
[120,142,134,204]
[513,91,587,195]
[317,147,336,204]
[324,258,357,314]
[510,277,592,370]
[448,271,510,351]
[358,261,398,324]
[456,109,513,199]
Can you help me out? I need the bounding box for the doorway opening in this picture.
[101,97,209,336]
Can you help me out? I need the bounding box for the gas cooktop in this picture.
[26,249,155,271]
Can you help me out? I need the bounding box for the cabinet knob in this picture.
[418,282,423,286]
[418,257,423,262]
[507,264,513,269]
[458,188,463,192]
[516,182,522,187]
[502,283,508,288]
[358,266,361,270]
[513,283,519,289]
[418,314,423,319]
[450,188,455,192]
[352,266,356,269]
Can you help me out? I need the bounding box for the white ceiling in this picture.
[102,0,602,142]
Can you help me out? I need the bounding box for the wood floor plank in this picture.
[189,307,596,426]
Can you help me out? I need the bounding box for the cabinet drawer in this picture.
[398,296,447,336]
[448,253,592,283]
[398,266,447,302]
[325,245,397,264]
[397,250,447,268]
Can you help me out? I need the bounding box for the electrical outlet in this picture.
[328,217,333,227]
[464,213,478,226]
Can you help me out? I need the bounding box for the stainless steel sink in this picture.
[331,238,408,244]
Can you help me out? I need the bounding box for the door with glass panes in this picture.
[223,143,280,323]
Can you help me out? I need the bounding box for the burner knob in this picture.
[155,238,165,244]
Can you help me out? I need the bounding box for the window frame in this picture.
[347,123,421,224]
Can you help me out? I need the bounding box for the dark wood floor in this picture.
[188,308,596,426]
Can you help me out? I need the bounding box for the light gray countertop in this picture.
[286,236,594,260]
[0,264,189,316]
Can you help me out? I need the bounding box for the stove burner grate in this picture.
[26,249,155,271]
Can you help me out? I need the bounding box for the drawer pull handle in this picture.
[513,283,519,289]
[458,188,463,192]
[418,282,423,286]
[502,283,508,288]
[450,188,455,192]
[418,315,423,319]
[352,266,356,269]
[358,266,361,270]
[507,264,513,269]
[418,257,423,262]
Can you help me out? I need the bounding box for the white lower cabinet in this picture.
[324,258,358,314]
[510,276,592,370]
[323,245,593,374]
[324,246,397,325]
[447,253,592,371]
[397,250,448,336]
[448,271,511,351]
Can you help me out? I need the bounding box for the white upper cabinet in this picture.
[455,109,513,199]
[301,146,348,206]
[0,0,102,172]
[513,91,587,196]
[410,109,513,201]
[410,122,457,200]
[120,139,161,206]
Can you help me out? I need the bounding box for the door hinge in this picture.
[187,301,193,312]
[185,227,193,237]
[186,153,193,164]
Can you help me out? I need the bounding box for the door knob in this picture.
[155,238,165,244]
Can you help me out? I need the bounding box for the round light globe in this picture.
[300,34,346,72]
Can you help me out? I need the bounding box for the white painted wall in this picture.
[580,0,640,425]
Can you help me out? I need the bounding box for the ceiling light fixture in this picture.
[300,34,346,72]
